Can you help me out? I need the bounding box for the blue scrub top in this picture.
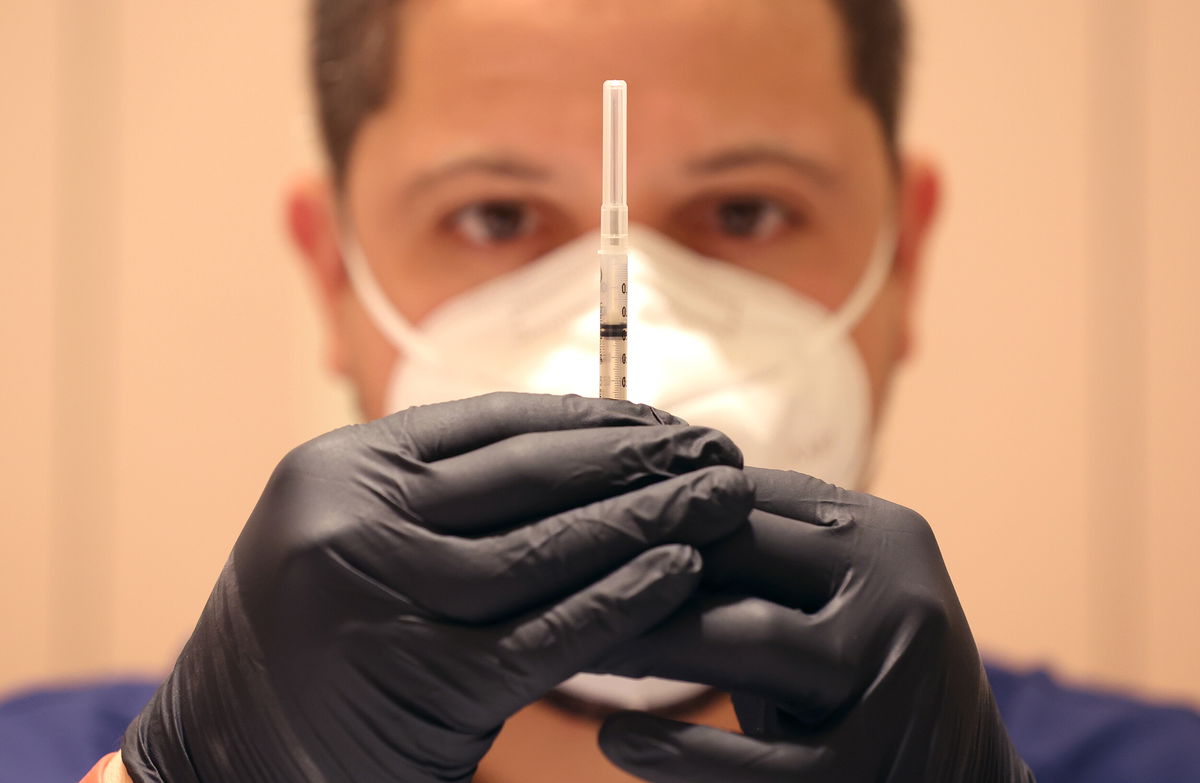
[2,662,1198,783]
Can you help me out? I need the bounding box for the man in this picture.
[4,2,1198,782]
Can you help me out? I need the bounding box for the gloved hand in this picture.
[597,467,1035,782]
[121,392,752,783]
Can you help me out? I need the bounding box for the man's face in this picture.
[292,0,938,423]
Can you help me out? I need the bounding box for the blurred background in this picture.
[2,1,1197,705]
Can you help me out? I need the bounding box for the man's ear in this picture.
[892,154,942,361]
[285,174,352,377]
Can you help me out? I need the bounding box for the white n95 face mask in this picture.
[344,223,894,712]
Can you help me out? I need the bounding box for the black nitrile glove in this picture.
[597,467,1035,783]
[121,393,752,783]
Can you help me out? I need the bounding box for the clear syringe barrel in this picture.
[599,249,628,399]
[599,80,628,400]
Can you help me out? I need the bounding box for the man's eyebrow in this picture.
[685,144,838,188]
[404,154,553,198]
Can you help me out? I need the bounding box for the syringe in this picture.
[599,80,629,400]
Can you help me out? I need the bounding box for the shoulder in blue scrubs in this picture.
[2,663,1198,783]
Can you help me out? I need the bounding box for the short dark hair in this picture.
[309,0,908,187]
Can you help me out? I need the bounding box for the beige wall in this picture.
[873,0,1200,702]
[2,2,1197,705]
[1,1,353,689]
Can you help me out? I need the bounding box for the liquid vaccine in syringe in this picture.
[599,80,629,400]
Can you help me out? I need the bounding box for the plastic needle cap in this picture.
[601,79,628,248]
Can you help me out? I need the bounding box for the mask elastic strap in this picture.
[809,224,898,350]
[342,237,442,367]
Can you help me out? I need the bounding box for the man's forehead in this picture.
[367,0,864,170]
[393,0,853,109]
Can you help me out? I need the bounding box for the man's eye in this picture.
[714,198,793,240]
[451,201,539,246]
